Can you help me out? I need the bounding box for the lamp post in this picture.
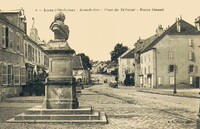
[173,65,177,94]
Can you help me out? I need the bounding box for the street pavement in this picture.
[0,74,199,128]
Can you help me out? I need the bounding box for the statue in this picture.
[50,12,69,41]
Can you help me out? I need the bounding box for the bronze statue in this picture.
[50,12,69,40]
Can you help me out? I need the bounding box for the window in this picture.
[189,39,193,47]
[170,76,175,85]
[2,65,7,85]
[13,66,20,85]
[188,65,194,73]
[8,65,13,85]
[168,65,175,72]
[168,51,174,60]
[189,77,193,85]
[158,77,163,85]
[24,43,28,59]
[5,27,9,48]
[148,66,150,73]
[38,50,41,63]
[140,67,143,74]
[16,32,20,51]
[28,44,32,61]
[140,76,143,85]
[189,52,194,61]
[21,66,26,85]
[127,59,130,65]
[35,49,37,63]
[169,39,173,45]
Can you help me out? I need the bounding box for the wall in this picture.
[155,35,200,87]
[140,50,154,88]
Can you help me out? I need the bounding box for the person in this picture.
[49,12,70,40]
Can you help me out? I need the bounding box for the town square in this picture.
[1,0,200,129]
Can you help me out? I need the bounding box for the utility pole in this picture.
[173,65,177,94]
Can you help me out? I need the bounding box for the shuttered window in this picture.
[13,66,20,85]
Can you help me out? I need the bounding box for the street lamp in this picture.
[173,65,177,94]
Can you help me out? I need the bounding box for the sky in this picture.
[0,0,200,61]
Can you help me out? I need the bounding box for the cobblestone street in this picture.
[0,75,199,128]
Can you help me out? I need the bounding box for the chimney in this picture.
[156,25,164,36]
[195,16,200,31]
[176,18,181,32]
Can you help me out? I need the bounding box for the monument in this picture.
[44,12,78,109]
[6,12,108,123]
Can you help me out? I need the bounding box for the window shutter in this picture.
[175,65,178,73]
[189,39,193,47]
[1,26,6,48]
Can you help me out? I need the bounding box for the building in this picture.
[118,49,135,85]
[91,61,108,74]
[104,61,118,75]
[0,9,49,100]
[0,9,26,100]
[137,17,200,88]
[73,56,90,85]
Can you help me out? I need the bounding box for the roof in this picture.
[73,56,84,69]
[0,13,26,33]
[141,19,200,53]
[106,61,117,69]
[121,49,135,58]
[0,14,10,23]
[119,49,131,58]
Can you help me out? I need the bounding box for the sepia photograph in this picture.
[0,0,200,128]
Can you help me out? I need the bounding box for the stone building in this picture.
[0,9,49,100]
[136,17,200,88]
[73,56,90,85]
[91,61,108,74]
[118,49,135,85]
[0,9,26,100]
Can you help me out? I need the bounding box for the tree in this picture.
[77,53,92,69]
[110,43,128,62]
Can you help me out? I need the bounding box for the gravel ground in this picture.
[0,77,198,129]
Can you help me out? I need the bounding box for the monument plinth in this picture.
[44,40,78,109]
[6,12,107,123]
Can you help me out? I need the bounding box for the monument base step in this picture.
[6,105,108,123]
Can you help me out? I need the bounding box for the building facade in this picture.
[73,56,90,85]
[118,49,135,85]
[138,17,200,88]
[91,61,108,74]
[0,9,49,100]
[0,10,26,100]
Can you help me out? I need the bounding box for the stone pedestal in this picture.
[44,40,78,109]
